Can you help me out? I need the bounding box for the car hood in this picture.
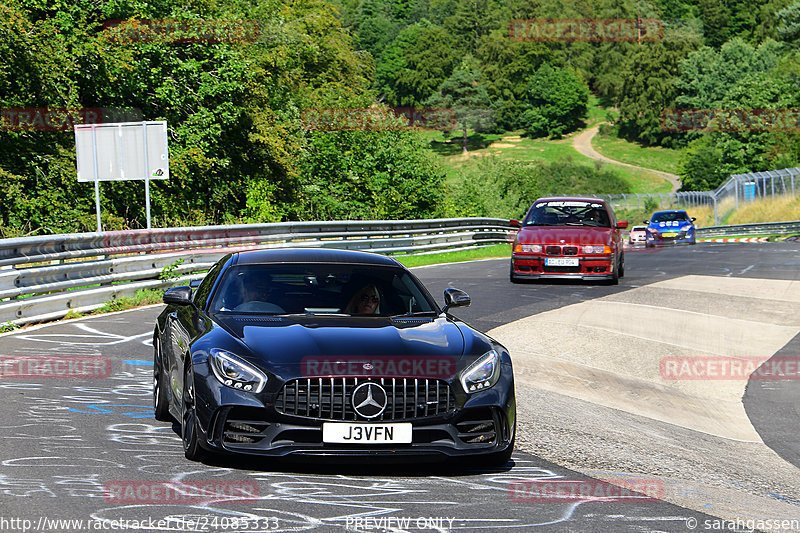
[517,226,613,245]
[210,315,473,379]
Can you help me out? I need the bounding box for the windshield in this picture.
[524,200,611,227]
[651,212,690,223]
[209,264,438,316]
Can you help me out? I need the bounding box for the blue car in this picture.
[644,210,696,246]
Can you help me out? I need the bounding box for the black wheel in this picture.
[509,262,522,284]
[182,365,207,461]
[608,259,620,285]
[618,253,625,278]
[153,338,171,422]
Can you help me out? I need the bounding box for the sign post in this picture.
[74,121,169,232]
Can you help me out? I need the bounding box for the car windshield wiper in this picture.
[391,311,439,318]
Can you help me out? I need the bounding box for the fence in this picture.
[0,218,515,325]
[600,166,800,225]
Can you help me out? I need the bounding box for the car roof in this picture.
[652,209,688,214]
[231,248,402,267]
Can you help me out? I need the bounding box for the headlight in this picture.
[209,349,267,393]
[582,245,611,254]
[514,243,542,253]
[460,350,501,393]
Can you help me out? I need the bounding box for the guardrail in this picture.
[0,218,516,325]
[695,220,800,238]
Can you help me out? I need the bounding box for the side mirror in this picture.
[509,219,521,228]
[616,220,628,229]
[643,220,650,224]
[691,217,696,222]
[163,286,193,306]
[442,288,470,313]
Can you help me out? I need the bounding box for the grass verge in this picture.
[63,288,165,320]
[394,243,511,268]
[592,130,682,176]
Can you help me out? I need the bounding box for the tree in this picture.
[699,0,730,47]
[617,30,700,146]
[777,0,800,47]
[297,128,446,220]
[675,38,782,110]
[678,136,726,190]
[520,64,589,139]
[424,56,494,153]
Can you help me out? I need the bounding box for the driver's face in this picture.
[251,283,270,300]
[357,292,379,314]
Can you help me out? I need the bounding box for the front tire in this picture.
[182,365,207,462]
[479,434,515,468]
[153,338,171,422]
[510,262,522,284]
[618,253,625,278]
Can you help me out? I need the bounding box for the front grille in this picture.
[545,245,561,256]
[543,266,581,273]
[276,377,455,421]
[562,246,578,255]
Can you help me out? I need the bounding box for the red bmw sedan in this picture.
[509,197,627,284]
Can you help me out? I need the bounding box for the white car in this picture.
[629,226,647,245]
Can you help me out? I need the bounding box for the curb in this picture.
[698,237,769,243]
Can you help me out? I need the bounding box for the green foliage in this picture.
[0,0,372,234]
[3,0,800,235]
[678,136,726,191]
[296,128,446,220]
[424,56,495,153]
[0,322,20,333]
[449,157,631,219]
[521,64,589,139]
[395,243,511,268]
[96,288,165,314]
[159,258,185,281]
[675,39,782,111]
[777,0,800,47]
[618,30,701,147]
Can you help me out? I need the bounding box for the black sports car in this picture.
[153,248,515,465]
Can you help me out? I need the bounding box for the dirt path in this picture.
[573,125,681,192]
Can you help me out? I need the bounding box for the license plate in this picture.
[661,232,677,237]
[544,257,579,266]
[322,423,412,444]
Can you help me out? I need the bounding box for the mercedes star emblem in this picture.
[351,382,388,419]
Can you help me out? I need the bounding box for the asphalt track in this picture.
[0,242,798,532]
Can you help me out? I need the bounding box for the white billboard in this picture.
[75,121,168,181]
